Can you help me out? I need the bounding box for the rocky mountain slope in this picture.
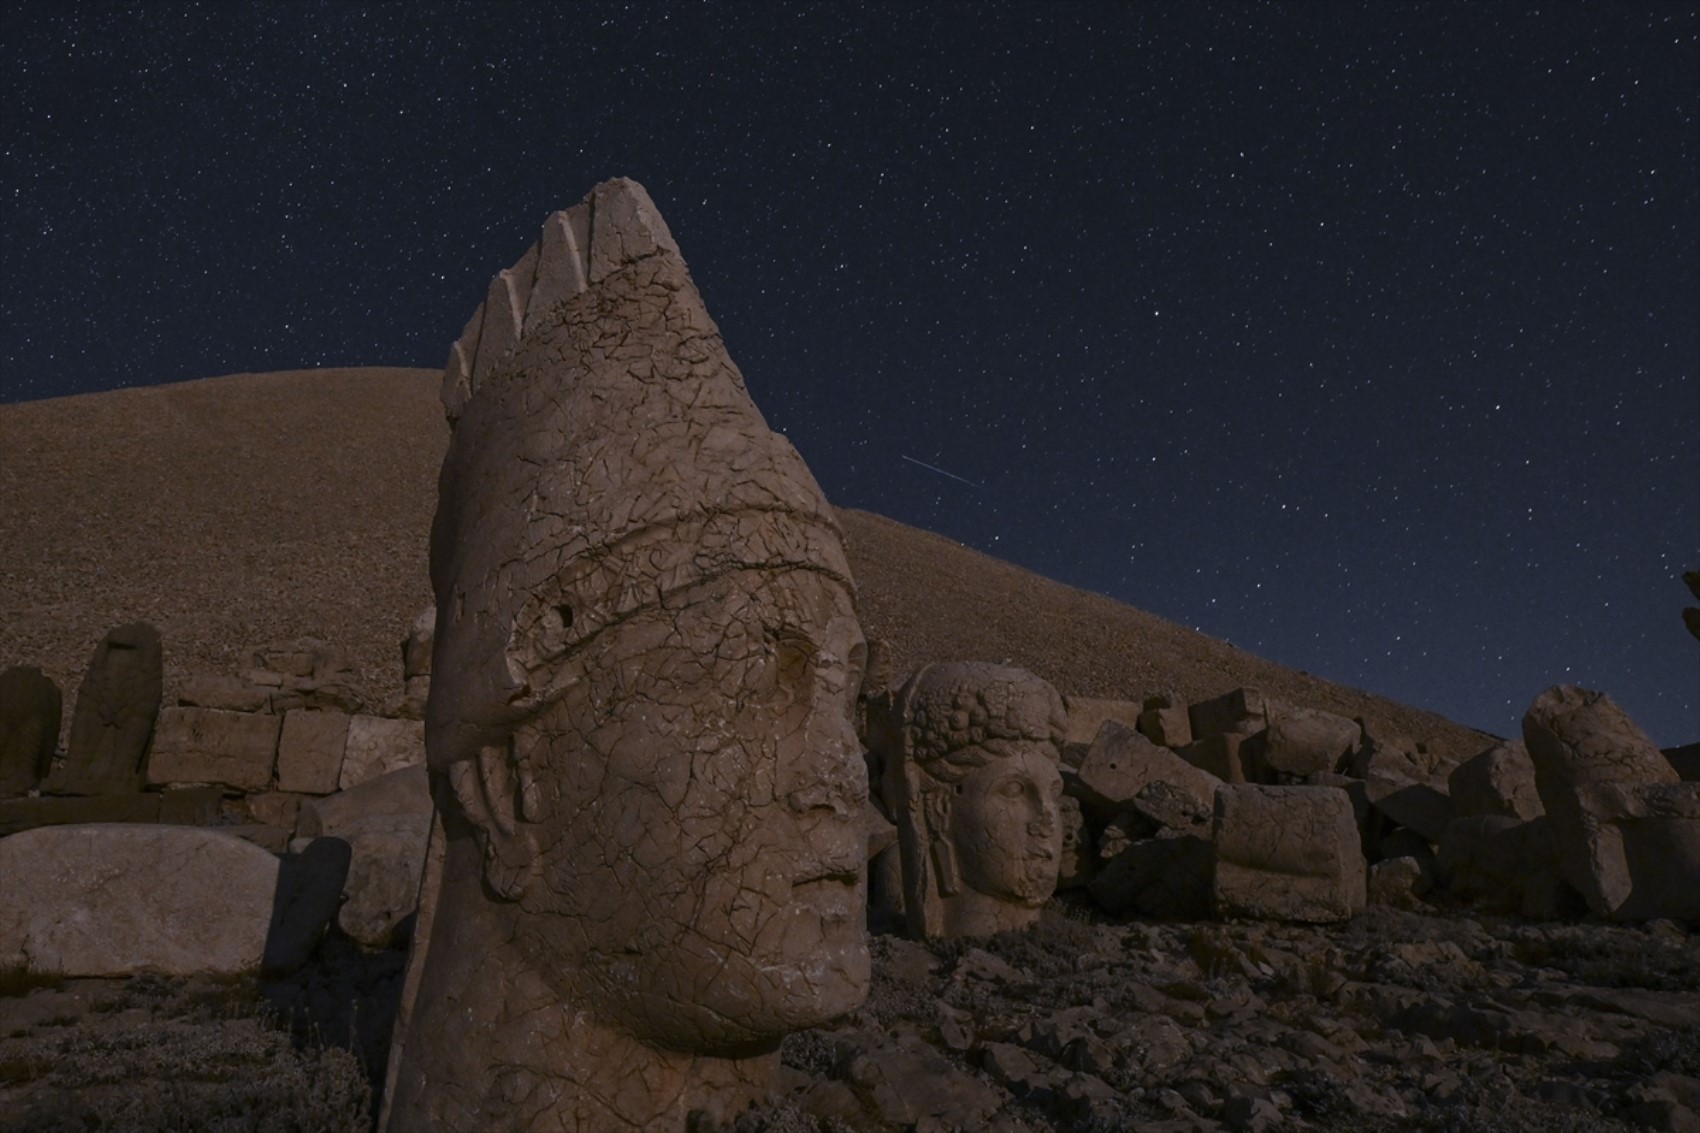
[0,366,1489,759]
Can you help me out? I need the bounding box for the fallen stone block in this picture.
[1524,684,1700,921]
[1188,687,1270,741]
[298,763,432,948]
[0,824,281,977]
[1449,740,1544,821]
[1262,706,1361,778]
[1437,815,1568,918]
[1213,784,1365,923]
[338,715,424,790]
[146,707,280,790]
[1137,701,1193,749]
[0,665,61,798]
[1063,695,1142,750]
[1072,720,1221,821]
[276,709,349,794]
[1177,729,1262,784]
[1356,731,1458,843]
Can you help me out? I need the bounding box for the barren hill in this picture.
[0,367,1492,758]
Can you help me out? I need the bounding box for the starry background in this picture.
[3,2,1696,744]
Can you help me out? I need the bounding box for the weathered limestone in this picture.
[296,764,433,949]
[1060,696,1143,763]
[1071,720,1221,822]
[50,622,162,795]
[1523,685,1700,921]
[1213,784,1366,923]
[0,665,60,797]
[276,709,350,794]
[1353,729,1458,843]
[1261,705,1361,779]
[1189,687,1270,741]
[1449,741,1544,821]
[146,706,281,790]
[337,715,424,790]
[1137,692,1193,749]
[884,662,1067,939]
[0,824,280,976]
[384,178,872,1132]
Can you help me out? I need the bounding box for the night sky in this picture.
[3,2,1696,744]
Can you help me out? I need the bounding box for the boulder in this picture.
[0,665,60,797]
[1449,741,1543,821]
[1213,784,1366,923]
[1176,729,1263,784]
[276,709,349,794]
[0,824,280,976]
[1523,684,1700,921]
[1072,720,1220,821]
[146,707,280,790]
[337,715,424,790]
[50,622,162,795]
[1436,815,1568,918]
[297,763,432,948]
[1261,706,1360,778]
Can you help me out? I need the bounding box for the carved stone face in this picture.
[949,747,1064,905]
[510,568,869,1054]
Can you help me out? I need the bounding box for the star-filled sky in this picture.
[3,2,1696,744]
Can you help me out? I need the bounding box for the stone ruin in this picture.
[3,177,1699,1132]
[381,177,871,1131]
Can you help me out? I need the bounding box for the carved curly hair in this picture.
[898,662,1067,784]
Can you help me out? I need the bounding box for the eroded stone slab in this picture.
[276,709,349,794]
[337,715,423,790]
[0,665,60,798]
[146,707,280,790]
[1213,784,1366,923]
[0,824,280,977]
[51,622,162,795]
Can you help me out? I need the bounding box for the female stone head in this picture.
[890,661,1068,937]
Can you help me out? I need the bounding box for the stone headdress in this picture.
[426,179,853,771]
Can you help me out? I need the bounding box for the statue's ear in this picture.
[448,742,540,901]
[922,787,960,897]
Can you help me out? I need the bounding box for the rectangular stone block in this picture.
[340,715,426,790]
[146,707,279,791]
[1061,697,1144,748]
[1137,704,1193,749]
[1177,731,1262,784]
[1188,687,1270,742]
[1213,783,1366,923]
[277,710,350,795]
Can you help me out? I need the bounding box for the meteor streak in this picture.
[901,454,981,488]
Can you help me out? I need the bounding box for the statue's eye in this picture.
[999,779,1026,798]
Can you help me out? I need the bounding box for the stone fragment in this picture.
[0,791,160,836]
[1213,784,1366,922]
[1449,740,1544,821]
[1524,684,1700,920]
[177,673,270,713]
[1355,730,1458,842]
[1262,705,1361,778]
[275,709,349,794]
[885,663,1067,938]
[1089,833,1214,919]
[1130,779,1215,834]
[0,665,60,797]
[51,622,162,795]
[1056,794,1093,890]
[264,836,352,975]
[338,715,424,790]
[1189,687,1270,741]
[1177,729,1263,784]
[1436,815,1567,917]
[1138,702,1193,749]
[1061,695,1143,755]
[297,764,433,949]
[384,178,874,1132]
[1368,856,1431,909]
[146,707,280,790]
[245,790,305,831]
[0,824,280,976]
[402,605,435,679]
[1073,720,1221,822]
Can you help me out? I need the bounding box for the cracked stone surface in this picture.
[1525,684,1700,922]
[381,178,871,1132]
[0,824,280,977]
[880,662,1067,940]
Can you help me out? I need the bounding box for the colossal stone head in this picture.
[384,179,869,1130]
[884,662,1067,938]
